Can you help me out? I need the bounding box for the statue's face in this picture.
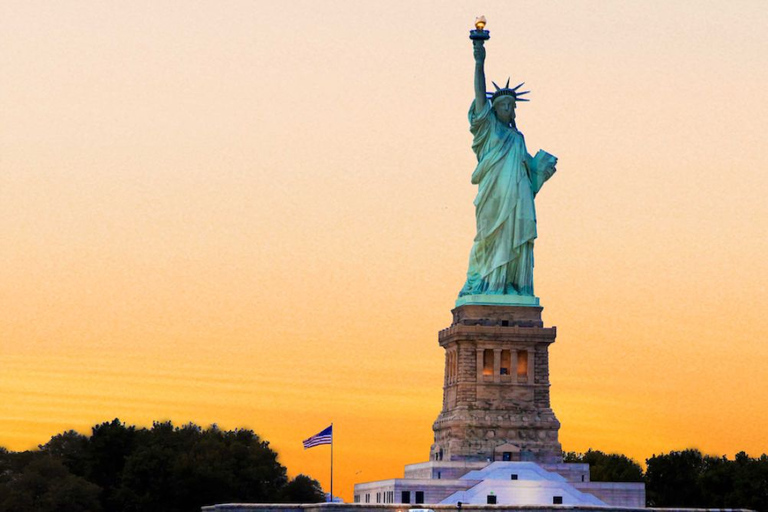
[493,98,516,124]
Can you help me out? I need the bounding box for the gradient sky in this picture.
[2,0,768,502]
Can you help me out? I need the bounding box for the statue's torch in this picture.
[469,16,490,42]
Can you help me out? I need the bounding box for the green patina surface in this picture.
[455,293,540,308]
[458,35,557,308]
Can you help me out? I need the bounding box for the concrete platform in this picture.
[201,503,755,512]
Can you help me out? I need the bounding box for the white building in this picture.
[354,460,645,508]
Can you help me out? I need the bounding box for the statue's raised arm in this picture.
[473,40,487,114]
[470,17,489,114]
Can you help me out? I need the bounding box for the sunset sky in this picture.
[2,0,768,502]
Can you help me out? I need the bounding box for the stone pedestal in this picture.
[431,304,562,463]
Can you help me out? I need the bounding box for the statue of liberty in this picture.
[458,19,558,306]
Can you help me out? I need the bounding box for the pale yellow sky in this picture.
[2,0,768,501]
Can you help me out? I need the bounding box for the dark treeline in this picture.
[0,419,325,512]
[2,425,767,512]
[566,448,768,511]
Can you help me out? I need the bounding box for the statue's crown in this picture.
[487,78,530,104]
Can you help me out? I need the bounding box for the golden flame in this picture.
[475,16,487,30]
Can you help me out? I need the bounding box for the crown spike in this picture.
[488,78,532,105]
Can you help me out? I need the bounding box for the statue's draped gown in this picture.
[459,101,557,297]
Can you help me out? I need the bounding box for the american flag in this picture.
[302,425,332,449]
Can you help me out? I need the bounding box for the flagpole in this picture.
[331,423,333,503]
[330,422,334,503]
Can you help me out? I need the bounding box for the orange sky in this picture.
[2,0,768,503]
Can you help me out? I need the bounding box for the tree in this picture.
[646,449,707,507]
[40,430,90,477]
[0,419,315,511]
[645,449,768,510]
[279,474,325,503]
[116,421,288,512]
[0,452,102,512]
[732,452,768,512]
[84,418,140,510]
[563,449,643,482]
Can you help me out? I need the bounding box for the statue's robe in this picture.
[459,101,557,297]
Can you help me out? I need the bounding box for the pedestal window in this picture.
[517,350,529,380]
[500,350,511,375]
[483,349,493,376]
